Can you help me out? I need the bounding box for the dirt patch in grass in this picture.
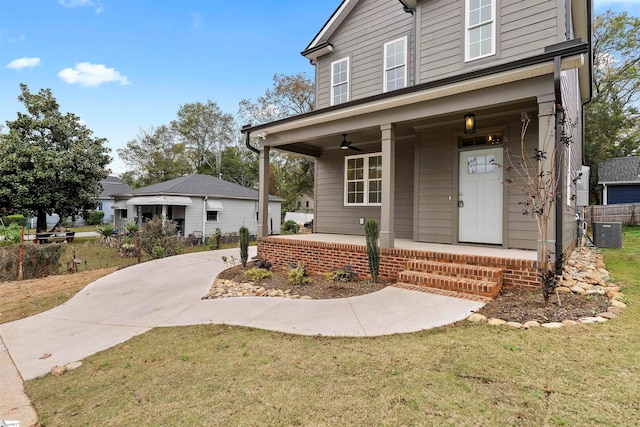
[215,264,388,299]
[0,267,118,324]
[475,288,610,323]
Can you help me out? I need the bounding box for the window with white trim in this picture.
[345,153,382,206]
[331,58,349,105]
[206,211,218,222]
[384,37,407,92]
[465,0,495,61]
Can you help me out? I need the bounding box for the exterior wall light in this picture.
[464,112,476,134]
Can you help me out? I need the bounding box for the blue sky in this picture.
[1,0,639,173]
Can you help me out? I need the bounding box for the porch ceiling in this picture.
[271,234,537,261]
[274,99,538,157]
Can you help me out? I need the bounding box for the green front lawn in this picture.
[25,228,640,426]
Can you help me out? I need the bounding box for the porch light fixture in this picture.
[464,112,476,134]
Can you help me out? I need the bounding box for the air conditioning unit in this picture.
[592,222,622,248]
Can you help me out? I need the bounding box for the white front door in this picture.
[458,147,503,244]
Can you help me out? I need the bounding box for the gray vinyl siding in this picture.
[506,118,539,251]
[561,67,582,252]
[315,141,414,238]
[184,197,204,236]
[417,130,455,243]
[316,0,414,109]
[418,0,559,83]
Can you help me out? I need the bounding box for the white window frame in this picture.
[383,36,408,92]
[344,153,383,207]
[465,0,496,62]
[331,57,350,106]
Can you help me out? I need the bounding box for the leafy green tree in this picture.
[219,144,259,188]
[585,10,640,200]
[239,73,316,212]
[171,100,236,176]
[0,84,111,232]
[118,125,191,188]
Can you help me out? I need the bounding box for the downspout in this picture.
[398,0,417,86]
[203,196,207,236]
[553,56,564,275]
[242,124,260,154]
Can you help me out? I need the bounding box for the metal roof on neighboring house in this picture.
[598,157,640,183]
[128,174,282,201]
[99,176,133,199]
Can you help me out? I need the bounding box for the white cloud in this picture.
[6,57,41,69]
[58,62,131,87]
[58,0,93,7]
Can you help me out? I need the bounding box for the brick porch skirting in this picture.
[258,237,540,289]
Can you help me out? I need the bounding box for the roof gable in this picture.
[99,176,132,198]
[599,157,640,183]
[302,0,360,58]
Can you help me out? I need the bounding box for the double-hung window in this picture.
[345,153,382,206]
[465,0,495,61]
[384,37,407,92]
[331,58,349,105]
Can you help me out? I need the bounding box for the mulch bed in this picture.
[475,288,610,323]
[216,264,389,299]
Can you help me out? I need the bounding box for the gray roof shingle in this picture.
[128,174,281,201]
[598,157,640,183]
[99,176,133,198]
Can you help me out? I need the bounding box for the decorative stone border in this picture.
[204,279,314,300]
[466,246,628,329]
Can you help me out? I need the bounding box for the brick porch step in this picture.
[398,260,503,299]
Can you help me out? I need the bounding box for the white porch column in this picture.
[380,123,396,249]
[258,146,270,238]
[537,95,556,263]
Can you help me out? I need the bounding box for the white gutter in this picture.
[257,54,584,142]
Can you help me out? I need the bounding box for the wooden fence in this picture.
[584,203,640,226]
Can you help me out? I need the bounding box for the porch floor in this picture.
[270,233,537,261]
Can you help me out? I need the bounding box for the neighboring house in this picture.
[598,157,640,205]
[112,174,282,236]
[242,0,593,296]
[99,176,133,224]
[294,191,315,214]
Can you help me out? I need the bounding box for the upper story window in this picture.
[465,0,496,61]
[331,57,350,105]
[384,37,407,92]
[345,153,382,206]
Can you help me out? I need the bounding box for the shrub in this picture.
[96,224,118,248]
[123,221,139,235]
[239,226,249,267]
[326,265,357,283]
[118,235,139,258]
[86,211,105,225]
[365,219,380,282]
[2,214,27,227]
[282,220,299,235]
[0,243,64,281]
[0,223,22,247]
[140,216,183,258]
[244,267,271,282]
[288,262,310,286]
[151,245,166,259]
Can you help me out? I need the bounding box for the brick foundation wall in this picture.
[258,237,540,289]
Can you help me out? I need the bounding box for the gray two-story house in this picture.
[243,0,592,298]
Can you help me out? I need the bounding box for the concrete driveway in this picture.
[0,247,483,424]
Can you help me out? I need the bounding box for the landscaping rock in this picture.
[506,321,523,329]
[488,318,507,326]
[205,279,315,300]
[562,320,580,327]
[597,312,618,319]
[586,289,606,296]
[523,321,541,329]
[579,316,607,324]
[607,306,624,315]
[65,361,83,371]
[51,365,66,376]
[467,313,487,323]
[610,300,627,308]
[541,322,563,329]
[571,286,587,295]
[556,286,571,293]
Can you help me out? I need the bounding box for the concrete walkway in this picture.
[0,247,483,425]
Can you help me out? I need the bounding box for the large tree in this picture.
[118,125,191,188]
[0,84,111,231]
[585,10,640,200]
[239,73,316,210]
[171,100,236,176]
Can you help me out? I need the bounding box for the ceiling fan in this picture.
[340,133,361,151]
